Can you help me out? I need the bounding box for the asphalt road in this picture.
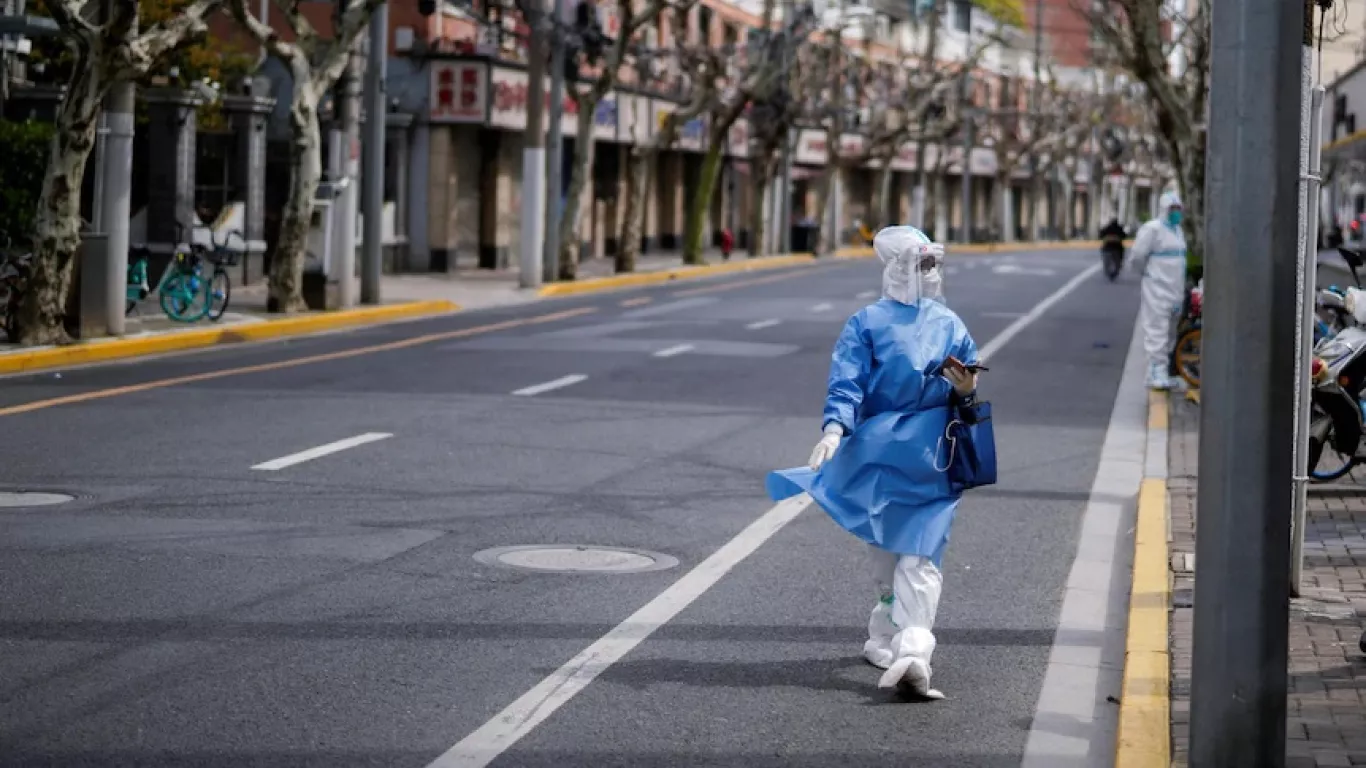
[0,249,1142,768]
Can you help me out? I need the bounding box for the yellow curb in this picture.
[536,254,819,297]
[833,247,876,259]
[1115,392,1172,768]
[0,300,461,376]
[1186,388,1200,404]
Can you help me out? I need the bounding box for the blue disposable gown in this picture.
[767,298,979,567]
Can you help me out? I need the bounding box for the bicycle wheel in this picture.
[1174,327,1201,389]
[1308,408,1357,483]
[208,268,231,321]
[159,272,209,322]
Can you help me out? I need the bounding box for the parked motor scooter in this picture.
[1306,247,1366,482]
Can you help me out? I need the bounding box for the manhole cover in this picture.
[0,491,74,508]
[474,545,680,574]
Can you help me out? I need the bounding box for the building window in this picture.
[951,0,970,32]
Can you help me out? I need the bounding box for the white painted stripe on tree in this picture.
[511,374,588,397]
[251,433,393,471]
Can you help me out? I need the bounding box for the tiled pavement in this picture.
[1167,394,1366,767]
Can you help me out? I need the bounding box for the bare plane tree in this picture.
[229,0,386,312]
[1081,0,1210,260]
[17,0,224,345]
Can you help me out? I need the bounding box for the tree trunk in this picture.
[1029,175,1044,241]
[557,103,598,280]
[17,49,106,345]
[874,158,895,230]
[1173,133,1206,272]
[813,165,838,256]
[616,145,651,273]
[682,136,726,265]
[272,82,322,313]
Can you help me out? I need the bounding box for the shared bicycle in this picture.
[127,222,238,323]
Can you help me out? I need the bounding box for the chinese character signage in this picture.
[490,67,579,136]
[795,129,828,165]
[429,61,487,124]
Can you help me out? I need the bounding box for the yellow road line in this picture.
[0,300,461,376]
[1116,391,1172,768]
[537,254,818,297]
[0,306,597,418]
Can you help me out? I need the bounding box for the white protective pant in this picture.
[864,544,944,696]
[1139,260,1185,387]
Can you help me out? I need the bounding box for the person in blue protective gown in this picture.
[766,225,980,699]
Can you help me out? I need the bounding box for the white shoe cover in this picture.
[878,657,945,699]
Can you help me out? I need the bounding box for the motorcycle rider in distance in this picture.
[1127,191,1189,391]
[1099,218,1126,279]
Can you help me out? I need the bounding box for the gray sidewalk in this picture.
[1168,393,1366,768]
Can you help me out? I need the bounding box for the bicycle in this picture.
[159,225,237,323]
[0,235,33,342]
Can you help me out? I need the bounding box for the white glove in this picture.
[943,366,977,397]
[809,423,844,470]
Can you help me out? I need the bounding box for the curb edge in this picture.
[0,300,461,376]
[1115,390,1173,768]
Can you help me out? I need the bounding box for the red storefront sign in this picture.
[429,61,487,123]
[489,67,579,135]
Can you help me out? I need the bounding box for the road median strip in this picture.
[0,300,460,376]
[1115,390,1172,768]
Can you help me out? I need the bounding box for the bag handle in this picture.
[934,419,961,473]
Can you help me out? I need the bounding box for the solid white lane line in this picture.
[251,433,393,471]
[511,374,588,396]
[746,319,782,330]
[653,344,694,358]
[426,494,814,768]
[811,302,833,312]
[429,260,1102,768]
[978,262,1101,361]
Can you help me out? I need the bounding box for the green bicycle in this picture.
[127,223,236,322]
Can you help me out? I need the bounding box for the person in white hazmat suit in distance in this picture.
[766,226,981,699]
[1127,190,1189,390]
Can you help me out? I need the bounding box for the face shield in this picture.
[874,226,945,305]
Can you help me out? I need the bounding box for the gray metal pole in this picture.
[1291,78,1327,594]
[97,80,134,336]
[780,128,793,252]
[543,0,566,282]
[1188,0,1306,763]
[360,2,387,305]
[520,0,547,288]
[960,114,972,243]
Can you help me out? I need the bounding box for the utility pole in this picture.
[1188,0,1305,766]
[959,112,972,242]
[520,0,548,288]
[543,0,567,282]
[360,1,387,305]
[89,0,134,337]
[1029,0,1043,239]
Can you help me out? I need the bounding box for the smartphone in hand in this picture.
[942,355,989,375]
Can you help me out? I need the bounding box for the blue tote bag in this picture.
[935,400,997,493]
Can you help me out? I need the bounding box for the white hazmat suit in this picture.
[1127,191,1188,389]
[800,226,976,699]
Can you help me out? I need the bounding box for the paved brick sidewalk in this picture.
[1167,393,1366,767]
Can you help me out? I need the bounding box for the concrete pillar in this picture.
[407,121,431,271]
[222,93,276,286]
[479,129,503,269]
[933,174,949,241]
[658,152,683,249]
[141,88,204,281]
[385,113,413,272]
[427,125,457,271]
[643,153,659,253]
[604,145,627,256]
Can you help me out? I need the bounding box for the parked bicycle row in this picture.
[0,221,242,343]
